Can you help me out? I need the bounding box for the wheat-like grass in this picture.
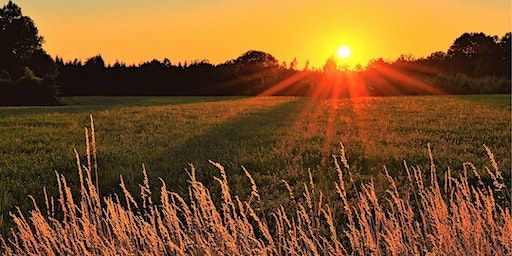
[1,117,510,255]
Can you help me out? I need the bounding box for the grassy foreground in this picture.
[1,124,510,255]
[0,95,510,234]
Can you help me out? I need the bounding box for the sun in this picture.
[337,46,351,58]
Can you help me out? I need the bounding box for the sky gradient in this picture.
[14,0,512,68]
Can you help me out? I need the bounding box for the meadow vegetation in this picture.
[0,1,510,253]
[1,121,510,255]
[0,95,510,237]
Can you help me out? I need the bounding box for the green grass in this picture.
[0,95,510,232]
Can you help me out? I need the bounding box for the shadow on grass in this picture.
[0,96,243,116]
[128,99,306,198]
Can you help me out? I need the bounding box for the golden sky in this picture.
[16,0,511,68]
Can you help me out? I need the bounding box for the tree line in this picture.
[54,31,511,98]
[0,1,510,105]
[55,52,303,97]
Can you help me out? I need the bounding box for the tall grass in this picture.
[1,117,510,255]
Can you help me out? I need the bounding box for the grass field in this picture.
[0,95,510,233]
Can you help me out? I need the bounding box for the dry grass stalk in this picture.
[1,118,510,255]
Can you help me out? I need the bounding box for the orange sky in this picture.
[16,0,511,68]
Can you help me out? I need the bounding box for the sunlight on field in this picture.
[0,95,510,234]
[3,132,510,254]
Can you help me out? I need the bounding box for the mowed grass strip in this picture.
[0,95,510,232]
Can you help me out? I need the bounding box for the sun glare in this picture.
[337,46,351,58]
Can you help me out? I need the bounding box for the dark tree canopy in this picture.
[0,1,49,77]
[85,55,106,69]
[448,33,497,57]
[446,32,508,76]
[0,1,58,105]
[231,51,278,68]
[498,33,511,78]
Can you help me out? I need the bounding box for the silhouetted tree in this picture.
[0,1,58,105]
[323,56,337,72]
[232,50,278,68]
[396,54,415,63]
[289,57,298,70]
[112,60,126,68]
[498,33,511,78]
[303,60,310,71]
[85,55,105,69]
[162,58,171,67]
[367,58,388,69]
[0,1,46,77]
[28,49,56,76]
[447,32,500,76]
